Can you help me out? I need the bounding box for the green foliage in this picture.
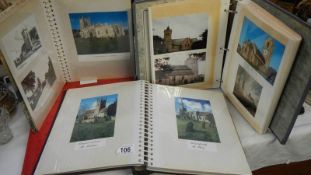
[74,36,130,55]
[107,101,117,117]
[186,122,194,132]
[70,118,115,142]
[177,118,220,143]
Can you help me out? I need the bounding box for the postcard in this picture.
[233,66,263,116]
[20,55,56,111]
[69,11,130,61]
[152,13,208,55]
[154,52,206,86]
[175,97,220,143]
[70,94,118,142]
[237,17,285,85]
[2,15,42,71]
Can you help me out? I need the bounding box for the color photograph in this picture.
[2,15,42,69]
[233,66,263,116]
[154,52,206,86]
[21,55,56,111]
[70,94,118,142]
[175,97,220,143]
[237,17,285,85]
[69,11,130,55]
[152,13,208,55]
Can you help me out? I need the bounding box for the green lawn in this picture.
[70,118,115,142]
[177,118,220,143]
[74,36,130,55]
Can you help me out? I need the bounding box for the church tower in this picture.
[262,37,274,69]
[21,28,33,51]
[79,17,91,29]
[164,26,173,51]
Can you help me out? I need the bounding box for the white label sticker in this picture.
[74,139,106,150]
[116,144,135,155]
[187,141,218,152]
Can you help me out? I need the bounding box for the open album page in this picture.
[0,0,64,130]
[148,85,251,175]
[222,1,301,133]
[35,81,143,174]
[50,0,134,81]
[147,0,230,89]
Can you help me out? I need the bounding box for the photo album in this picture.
[134,0,301,134]
[0,0,134,130]
[35,81,251,175]
[0,0,302,174]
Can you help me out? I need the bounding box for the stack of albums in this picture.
[0,0,302,174]
[135,0,301,134]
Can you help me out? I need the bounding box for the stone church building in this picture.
[156,53,205,85]
[237,37,274,76]
[79,17,125,39]
[163,26,194,52]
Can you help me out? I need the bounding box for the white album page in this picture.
[35,81,143,174]
[0,0,64,130]
[149,85,251,175]
[50,0,134,81]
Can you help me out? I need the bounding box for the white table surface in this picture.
[0,103,30,175]
[0,101,311,174]
[227,101,311,170]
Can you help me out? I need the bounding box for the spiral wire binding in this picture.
[41,0,72,82]
[138,81,154,166]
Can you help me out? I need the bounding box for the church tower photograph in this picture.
[237,17,285,85]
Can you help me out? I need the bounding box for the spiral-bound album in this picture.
[35,81,251,175]
[0,0,134,130]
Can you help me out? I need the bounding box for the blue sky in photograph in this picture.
[78,94,118,113]
[69,11,129,30]
[239,17,285,71]
[175,97,212,115]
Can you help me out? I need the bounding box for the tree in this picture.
[186,122,194,132]
[191,29,208,50]
[154,57,173,71]
[107,101,117,118]
[200,29,208,44]
[45,57,56,86]
[21,71,36,93]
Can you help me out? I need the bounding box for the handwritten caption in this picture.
[74,139,106,150]
[187,141,218,152]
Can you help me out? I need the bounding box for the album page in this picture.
[0,0,64,130]
[50,0,134,81]
[148,85,251,175]
[146,0,230,89]
[133,0,185,82]
[222,0,301,133]
[35,81,143,174]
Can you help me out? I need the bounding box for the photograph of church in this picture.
[175,97,220,143]
[237,17,285,85]
[21,55,56,111]
[70,94,118,142]
[2,15,42,69]
[154,52,206,86]
[233,66,263,116]
[69,11,130,55]
[152,13,208,55]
